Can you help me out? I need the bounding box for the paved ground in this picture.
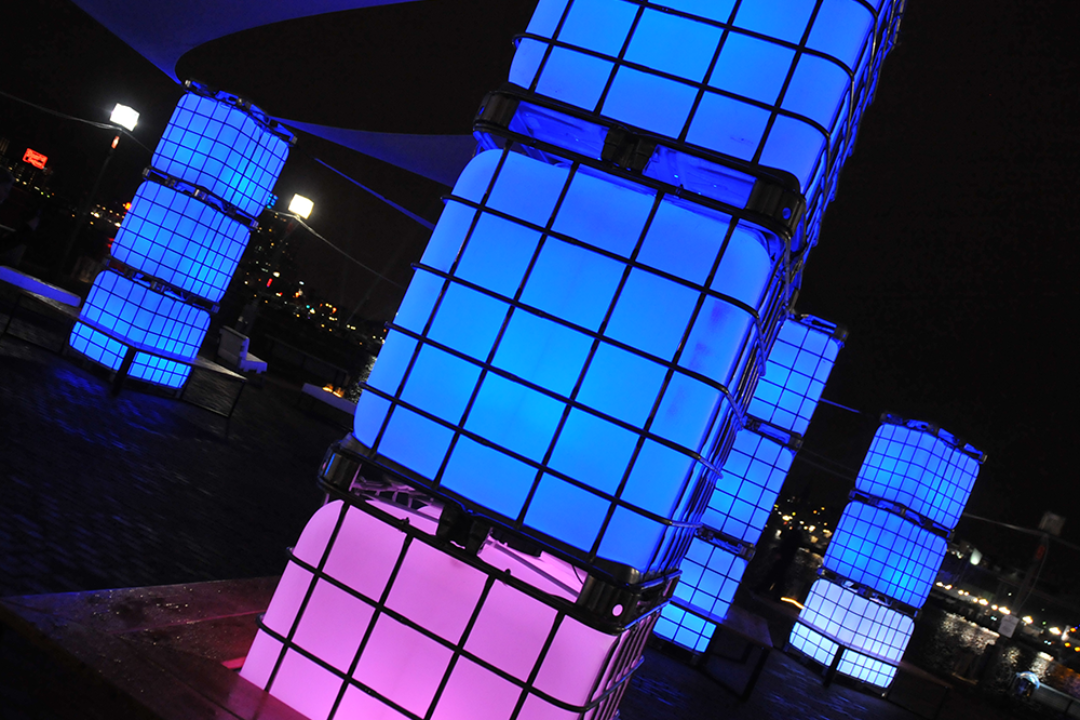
[0,295,1032,719]
[0,300,342,599]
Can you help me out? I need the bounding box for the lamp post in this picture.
[235,195,313,335]
[287,193,313,219]
[59,103,139,279]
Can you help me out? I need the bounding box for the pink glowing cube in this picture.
[242,498,660,720]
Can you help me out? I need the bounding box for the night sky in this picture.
[5,0,1075,572]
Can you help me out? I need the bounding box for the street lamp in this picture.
[235,198,314,335]
[60,103,140,279]
[110,104,139,132]
[288,193,313,219]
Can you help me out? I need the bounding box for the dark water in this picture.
[907,604,1054,695]
[746,540,1068,699]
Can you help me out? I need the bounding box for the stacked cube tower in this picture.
[654,313,845,654]
[789,416,984,688]
[68,81,292,389]
[242,1,907,718]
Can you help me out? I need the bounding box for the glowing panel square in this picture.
[69,271,209,389]
[704,430,795,544]
[152,91,289,217]
[110,181,250,302]
[823,502,947,608]
[661,535,748,646]
[748,315,844,437]
[242,498,660,720]
[790,579,913,688]
[855,419,983,530]
[355,149,786,576]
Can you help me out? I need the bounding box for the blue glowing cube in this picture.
[656,314,842,651]
[353,148,788,577]
[703,427,794,544]
[822,501,947,609]
[855,418,984,531]
[152,90,289,218]
[789,578,913,689]
[510,0,905,251]
[749,314,844,436]
[69,272,209,389]
[653,534,748,652]
[111,181,251,303]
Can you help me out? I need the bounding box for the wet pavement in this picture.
[0,296,1030,719]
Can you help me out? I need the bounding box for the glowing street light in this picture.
[61,101,141,276]
[110,103,139,132]
[288,193,313,219]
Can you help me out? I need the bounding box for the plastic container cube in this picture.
[69,271,209,389]
[111,181,251,303]
[509,0,907,253]
[823,500,947,609]
[242,497,661,720]
[855,418,984,531]
[353,148,789,579]
[152,85,290,218]
[789,578,913,689]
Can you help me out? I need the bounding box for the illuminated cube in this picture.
[654,534,748,653]
[748,315,845,436]
[353,148,789,577]
[789,579,913,689]
[654,315,843,651]
[69,82,291,390]
[69,271,209,389]
[855,418,983,531]
[703,426,796,545]
[242,497,661,720]
[791,419,983,688]
[110,181,251,303]
[822,500,947,609]
[152,87,290,218]
[509,0,906,251]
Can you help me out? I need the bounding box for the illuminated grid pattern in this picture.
[242,498,658,720]
[653,534,748,652]
[855,420,982,530]
[673,537,747,619]
[69,272,209,388]
[152,91,289,218]
[655,602,714,654]
[110,182,250,303]
[654,315,841,651]
[70,83,290,391]
[749,314,844,436]
[510,0,906,251]
[703,428,794,544]
[793,419,981,687]
[353,148,788,576]
[789,579,913,688]
[823,502,947,609]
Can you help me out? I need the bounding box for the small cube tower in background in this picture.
[789,416,984,688]
[68,82,291,388]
